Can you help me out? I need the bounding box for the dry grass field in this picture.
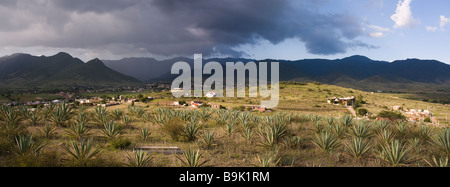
[1,82,450,167]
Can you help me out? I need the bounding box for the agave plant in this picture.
[215,110,231,126]
[424,156,448,167]
[373,119,389,132]
[292,114,310,126]
[75,112,90,124]
[197,109,212,123]
[257,126,276,148]
[272,112,291,126]
[183,120,201,142]
[27,111,41,126]
[271,123,288,143]
[375,128,397,145]
[61,139,101,166]
[16,106,29,118]
[259,116,273,127]
[309,115,322,125]
[92,106,109,126]
[0,107,23,137]
[128,106,145,118]
[138,128,151,142]
[40,124,57,139]
[77,105,88,115]
[344,137,372,159]
[237,112,252,125]
[142,113,152,122]
[395,122,409,139]
[311,131,339,153]
[14,135,45,157]
[350,121,372,138]
[67,121,91,140]
[42,103,56,119]
[100,120,123,140]
[407,138,424,154]
[325,116,335,126]
[257,150,282,167]
[431,127,450,156]
[153,112,171,126]
[94,105,107,117]
[331,123,347,139]
[224,123,237,137]
[377,140,412,167]
[312,120,324,134]
[110,108,124,120]
[283,136,304,148]
[340,115,353,127]
[241,127,255,144]
[201,130,216,149]
[126,150,152,167]
[121,115,132,126]
[49,102,72,126]
[176,148,209,167]
[417,124,434,142]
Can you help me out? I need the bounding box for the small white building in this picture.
[171,88,184,93]
[205,92,218,98]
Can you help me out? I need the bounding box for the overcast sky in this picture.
[0,0,449,63]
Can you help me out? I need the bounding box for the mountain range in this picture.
[0,52,141,89]
[1,52,449,93]
[104,55,450,93]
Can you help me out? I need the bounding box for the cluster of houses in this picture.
[4,94,144,108]
[327,97,441,124]
[171,100,267,111]
[170,88,219,98]
[327,96,356,106]
[392,106,437,123]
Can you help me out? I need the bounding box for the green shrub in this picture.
[357,108,368,116]
[110,139,132,150]
[161,118,184,141]
[376,110,406,121]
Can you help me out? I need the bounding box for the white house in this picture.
[205,92,217,98]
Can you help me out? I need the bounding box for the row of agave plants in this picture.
[306,115,450,167]
[0,103,295,166]
[1,102,450,167]
[0,103,162,166]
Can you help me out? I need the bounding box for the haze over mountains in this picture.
[1,52,450,93]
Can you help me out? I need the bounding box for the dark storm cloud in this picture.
[52,0,140,13]
[0,0,372,57]
[147,0,369,55]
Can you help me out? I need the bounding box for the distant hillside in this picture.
[0,52,142,89]
[103,55,450,93]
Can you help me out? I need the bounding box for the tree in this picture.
[377,110,406,121]
[357,108,368,116]
[353,94,365,109]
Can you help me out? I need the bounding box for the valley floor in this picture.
[1,82,449,167]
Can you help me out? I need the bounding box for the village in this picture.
[3,86,270,114]
[2,81,446,127]
[327,96,442,126]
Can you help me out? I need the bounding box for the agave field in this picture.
[0,102,449,167]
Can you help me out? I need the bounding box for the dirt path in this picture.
[346,106,357,117]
